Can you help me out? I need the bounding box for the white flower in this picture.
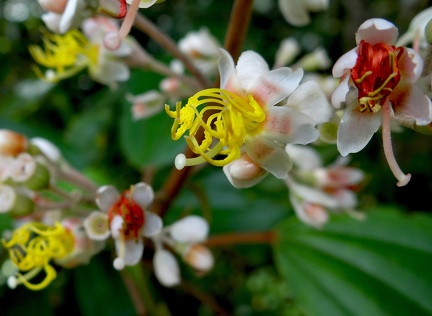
[278,0,329,26]
[153,249,181,287]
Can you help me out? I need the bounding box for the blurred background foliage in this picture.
[1,0,432,315]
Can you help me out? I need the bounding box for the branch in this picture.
[205,231,276,247]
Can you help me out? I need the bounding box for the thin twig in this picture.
[204,231,276,247]
[134,13,210,89]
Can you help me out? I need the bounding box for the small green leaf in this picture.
[273,208,432,316]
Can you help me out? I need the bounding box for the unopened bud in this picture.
[170,216,209,243]
[153,249,181,287]
[0,130,28,156]
[0,185,34,216]
[29,138,61,162]
[182,244,214,272]
[10,153,50,190]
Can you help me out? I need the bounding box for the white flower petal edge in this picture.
[96,185,120,212]
[332,47,357,78]
[278,0,311,26]
[331,75,350,108]
[218,49,244,95]
[170,216,209,243]
[286,144,322,170]
[143,211,163,237]
[355,18,398,45]
[245,136,292,179]
[153,249,181,287]
[132,182,154,209]
[236,50,270,92]
[337,100,382,156]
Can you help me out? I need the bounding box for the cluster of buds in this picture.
[151,215,214,287]
[285,145,365,228]
[0,129,106,290]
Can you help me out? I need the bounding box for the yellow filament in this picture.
[166,89,266,167]
[2,222,74,290]
[29,30,99,82]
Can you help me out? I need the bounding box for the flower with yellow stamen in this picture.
[29,29,98,82]
[167,49,332,182]
[2,222,74,290]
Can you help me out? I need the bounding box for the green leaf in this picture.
[273,208,432,316]
[73,253,136,316]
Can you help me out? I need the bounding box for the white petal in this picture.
[153,249,181,287]
[396,7,432,47]
[143,211,163,237]
[264,107,320,145]
[182,245,214,272]
[119,239,144,266]
[290,180,339,208]
[96,185,120,212]
[391,82,432,126]
[278,0,310,26]
[245,136,292,179]
[218,48,244,95]
[332,47,357,78]
[331,75,351,108]
[132,182,154,209]
[90,60,130,85]
[289,192,329,228]
[249,68,303,108]
[59,0,85,34]
[41,13,61,33]
[170,215,209,243]
[236,50,270,92]
[83,211,110,241]
[137,0,157,8]
[355,18,398,45]
[398,48,423,82]
[110,215,123,238]
[286,144,322,170]
[285,80,332,124]
[337,100,382,156]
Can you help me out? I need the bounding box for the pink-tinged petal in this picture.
[337,99,382,156]
[355,18,398,45]
[398,48,423,82]
[314,166,364,188]
[223,153,268,188]
[218,48,244,95]
[236,50,270,92]
[132,182,154,209]
[278,0,310,26]
[330,189,358,209]
[264,106,319,145]
[96,185,120,212]
[286,144,323,170]
[391,82,432,126]
[288,179,339,208]
[248,68,303,107]
[245,136,292,179]
[285,80,332,124]
[143,211,162,237]
[331,75,351,108]
[289,192,329,228]
[332,47,358,78]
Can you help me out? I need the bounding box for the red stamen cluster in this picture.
[108,191,145,239]
[351,40,403,112]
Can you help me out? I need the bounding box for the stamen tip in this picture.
[175,154,186,170]
[7,276,17,289]
[113,257,125,270]
[103,32,122,51]
[396,173,411,187]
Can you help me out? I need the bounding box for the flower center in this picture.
[165,88,266,168]
[108,191,145,239]
[29,30,99,82]
[351,40,403,113]
[2,222,74,290]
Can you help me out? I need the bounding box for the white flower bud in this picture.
[38,0,68,13]
[0,185,34,216]
[83,211,110,241]
[274,38,301,68]
[10,153,50,190]
[170,216,209,243]
[182,244,214,272]
[153,249,181,287]
[30,138,61,162]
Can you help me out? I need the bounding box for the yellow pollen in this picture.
[29,30,99,82]
[165,88,266,167]
[2,222,74,290]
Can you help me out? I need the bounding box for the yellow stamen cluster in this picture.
[29,30,99,82]
[2,222,74,290]
[165,88,265,168]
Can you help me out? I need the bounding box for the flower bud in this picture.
[153,249,181,287]
[29,138,61,162]
[9,153,50,190]
[274,38,300,68]
[170,216,209,243]
[182,244,214,272]
[0,130,28,156]
[0,185,34,216]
